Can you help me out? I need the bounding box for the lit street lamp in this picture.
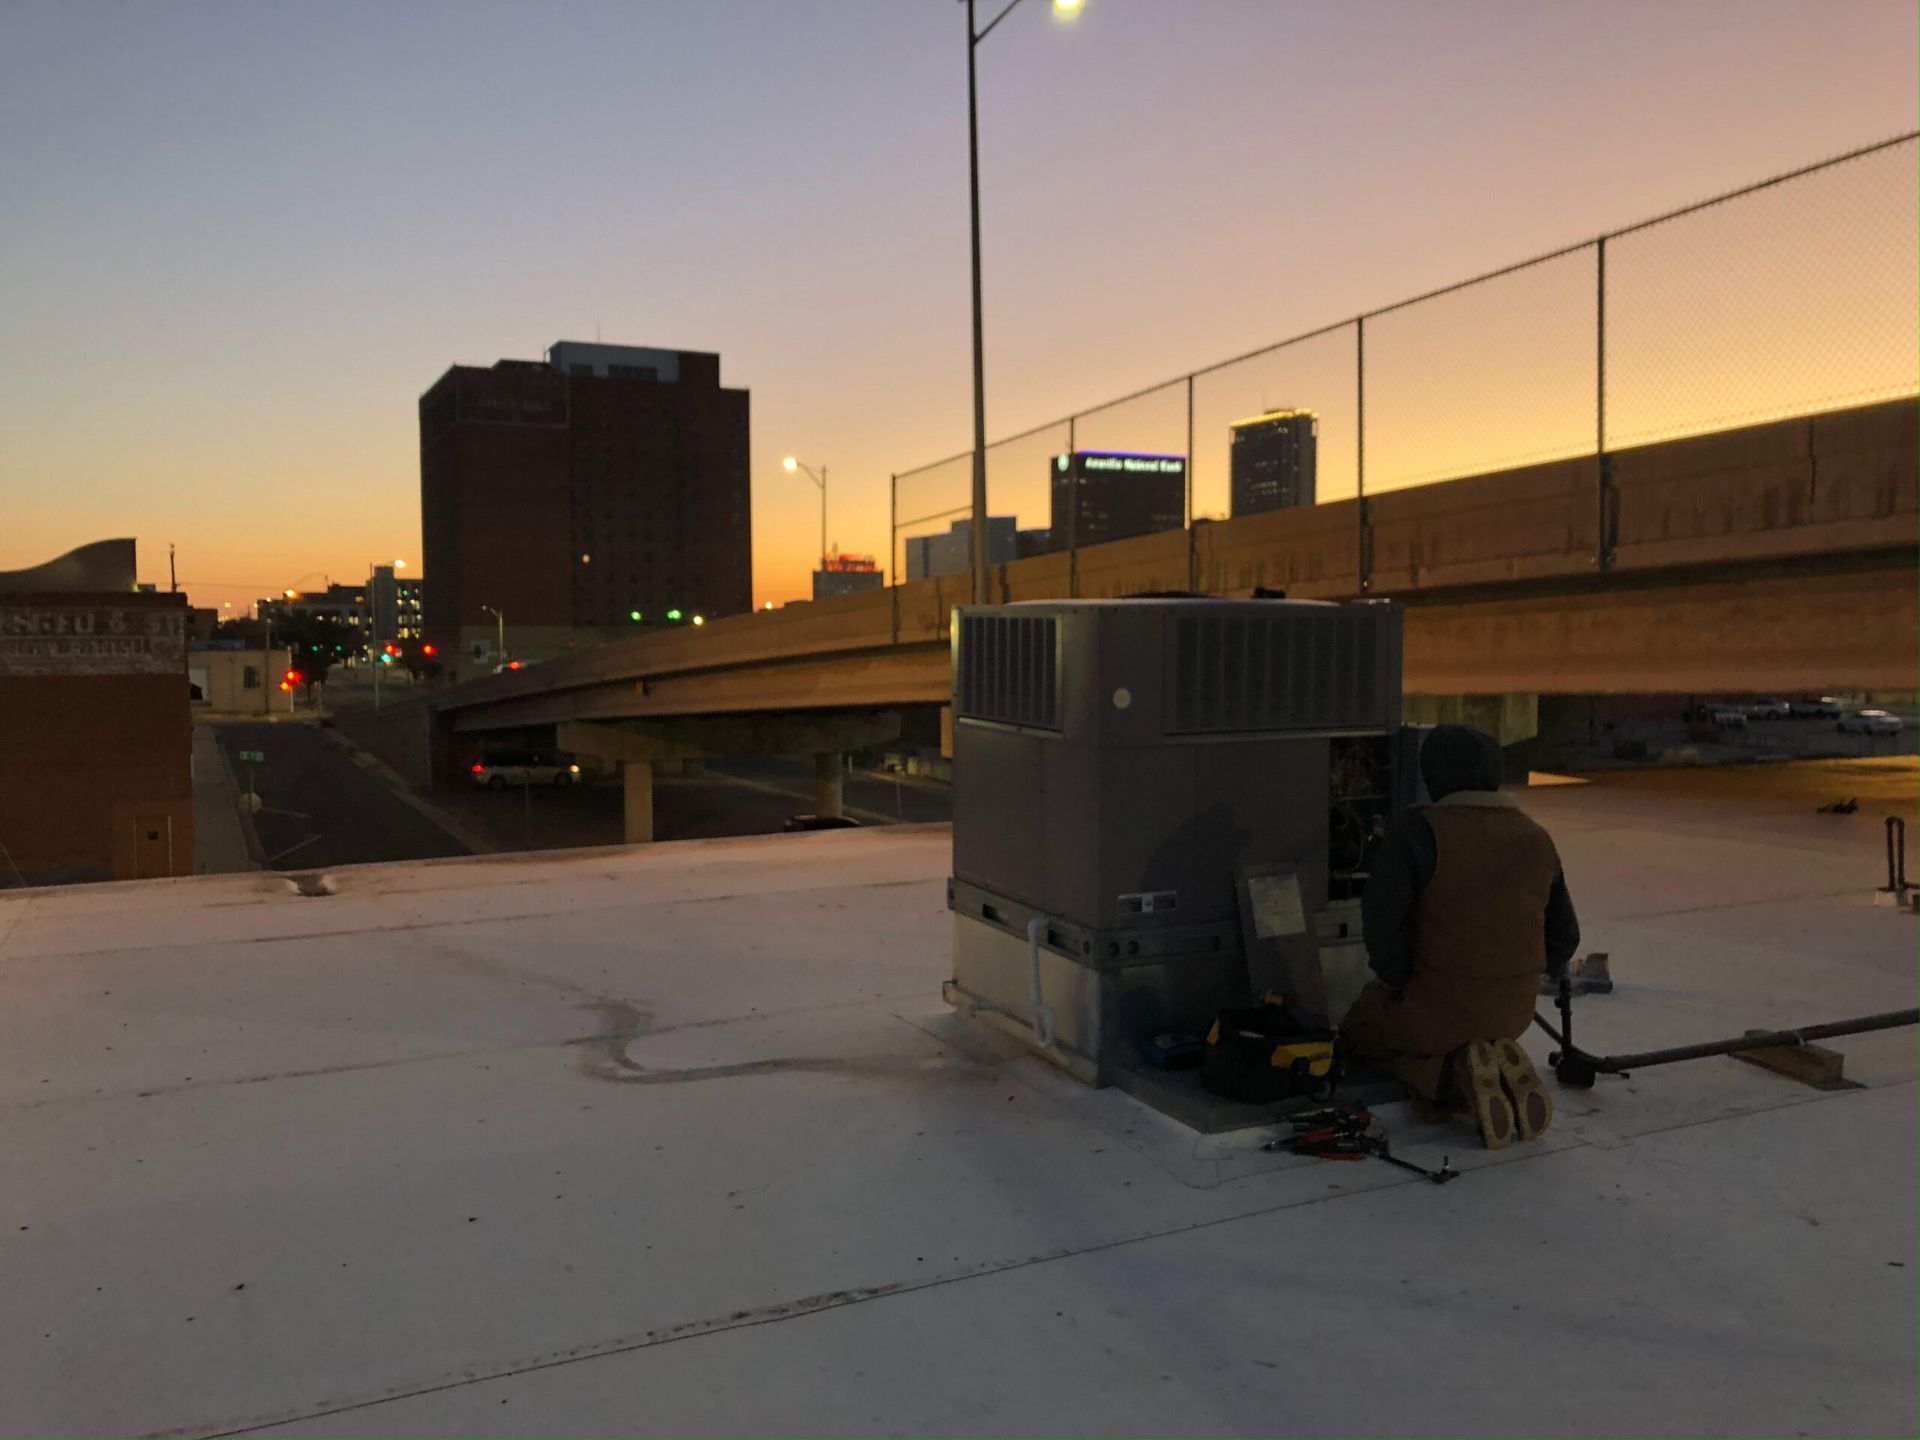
[782,456,828,577]
[964,0,1083,604]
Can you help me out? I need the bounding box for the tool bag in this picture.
[1200,999,1338,1104]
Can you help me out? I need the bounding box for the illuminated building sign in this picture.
[1055,450,1186,477]
[1049,450,1188,548]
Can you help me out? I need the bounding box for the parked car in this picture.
[1745,697,1791,720]
[1707,706,1748,729]
[470,750,583,789]
[1837,709,1903,736]
[783,814,862,832]
[1790,696,1843,718]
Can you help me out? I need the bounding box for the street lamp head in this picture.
[394,559,406,568]
[782,456,798,473]
[1052,0,1084,16]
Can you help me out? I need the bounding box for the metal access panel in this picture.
[950,599,1402,938]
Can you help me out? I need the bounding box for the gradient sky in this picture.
[1,0,1914,613]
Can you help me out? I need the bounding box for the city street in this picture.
[214,722,470,871]
[433,756,953,854]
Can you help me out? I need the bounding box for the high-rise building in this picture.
[904,516,1020,582]
[1229,410,1317,516]
[1048,450,1186,549]
[419,341,750,678]
[812,553,884,601]
[369,566,424,642]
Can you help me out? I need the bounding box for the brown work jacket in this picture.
[1401,792,1564,1041]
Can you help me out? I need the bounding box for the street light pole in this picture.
[369,561,381,712]
[782,457,829,586]
[966,0,988,606]
[964,0,1082,607]
[482,604,505,670]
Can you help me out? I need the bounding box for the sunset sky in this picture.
[2,0,1914,613]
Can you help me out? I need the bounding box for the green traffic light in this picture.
[629,610,642,622]
[666,608,682,622]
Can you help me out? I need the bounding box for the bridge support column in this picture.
[1402,693,1539,748]
[814,753,845,820]
[622,760,655,845]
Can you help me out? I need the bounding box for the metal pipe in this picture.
[966,915,1056,1048]
[1024,916,1057,1047]
[1599,1009,1918,1071]
[1543,1006,1919,1079]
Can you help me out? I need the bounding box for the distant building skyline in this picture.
[812,553,883,601]
[3,3,1911,611]
[1230,410,1317,517]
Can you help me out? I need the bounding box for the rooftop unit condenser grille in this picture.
[1169,610,1381,734]
[956,613,1059,730]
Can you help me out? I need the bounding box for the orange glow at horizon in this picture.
[2,3,1913,617]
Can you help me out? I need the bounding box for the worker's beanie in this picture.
[1420,723,1504,800]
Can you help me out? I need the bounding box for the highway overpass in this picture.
[406,398,1914,836]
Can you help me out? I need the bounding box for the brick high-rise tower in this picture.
[419,341,750,679]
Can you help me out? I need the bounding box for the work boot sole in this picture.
[1458,1041,1516,1150]
[1493,1038,1553,1142]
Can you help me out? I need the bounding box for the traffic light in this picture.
[629,610,642,622]
[422,643,436,656]
[284,669,303,686]
[665,608,683,622]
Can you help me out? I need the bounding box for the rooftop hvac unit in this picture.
[944,597,1409,1095]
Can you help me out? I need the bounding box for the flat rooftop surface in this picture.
[3,765,1916,1437]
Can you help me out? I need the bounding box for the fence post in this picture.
[889,472,899,645]
[1066,415,1078,599]
[1186,373,1198,592]
[1356,315,1371,594]
[1596,236,1617,571]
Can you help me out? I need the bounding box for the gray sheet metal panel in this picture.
[950,723,1047,909]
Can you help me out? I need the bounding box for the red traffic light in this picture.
[284,669,303,685]
[421,643,436,656]
[384,643,400,655]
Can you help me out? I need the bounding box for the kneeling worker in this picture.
[1341,724,1580,1148]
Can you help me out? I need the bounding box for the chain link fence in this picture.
[891,131,1918,594]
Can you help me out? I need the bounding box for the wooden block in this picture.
[1731,1033,1861,1091]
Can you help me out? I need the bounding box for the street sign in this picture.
[238,749,265,762]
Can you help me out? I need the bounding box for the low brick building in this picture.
[0,541,193,885]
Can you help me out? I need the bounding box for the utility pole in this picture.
[966,0,989,606]
[168,543,177,594]
[370,561,381,712]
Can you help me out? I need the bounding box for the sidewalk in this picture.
[190,721,258,874]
